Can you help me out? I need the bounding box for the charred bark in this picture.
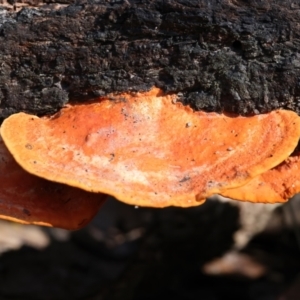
[0,0,300,119]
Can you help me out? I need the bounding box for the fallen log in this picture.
[0,0,299,119]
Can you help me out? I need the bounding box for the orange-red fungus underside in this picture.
[0,136,106,229]
[2,88,300,207]
[221,150,300,203]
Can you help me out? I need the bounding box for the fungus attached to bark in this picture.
[1,88,300,208]
[0,136,106,230]
[221,150,300,203]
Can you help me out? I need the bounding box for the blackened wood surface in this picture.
[0,0,300,119]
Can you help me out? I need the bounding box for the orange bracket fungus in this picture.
[0,136,106,230]
[1,88,300,208]
[221,150,300,203]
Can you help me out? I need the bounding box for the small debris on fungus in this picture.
[220,150,300,203]
[0,136,106,229]
[1,88,300,208]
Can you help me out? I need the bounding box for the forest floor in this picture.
[0,196,299,300]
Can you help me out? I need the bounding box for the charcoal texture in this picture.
[0,0,300,119]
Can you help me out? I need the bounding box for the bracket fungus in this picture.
[0,136,106,230]
[2,88,300,208]
[221,150,300,203]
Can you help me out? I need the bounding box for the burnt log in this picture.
[0,0,300,120]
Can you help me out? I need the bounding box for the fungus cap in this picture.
[2,88,300,207]
[221,150,300,203]
[0,136,106,230]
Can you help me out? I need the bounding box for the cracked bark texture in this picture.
[0,0,299,120]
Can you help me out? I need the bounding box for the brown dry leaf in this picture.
[221,151,300,203]
[2,88,300,207]
[0,136,106,230]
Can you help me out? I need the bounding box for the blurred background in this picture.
[0,195,299,300]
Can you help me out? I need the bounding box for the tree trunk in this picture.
[0,0,299,119]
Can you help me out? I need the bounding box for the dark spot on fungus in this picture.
[23,209,31,216]
[179,176,190,183]
[109,153,115,162]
